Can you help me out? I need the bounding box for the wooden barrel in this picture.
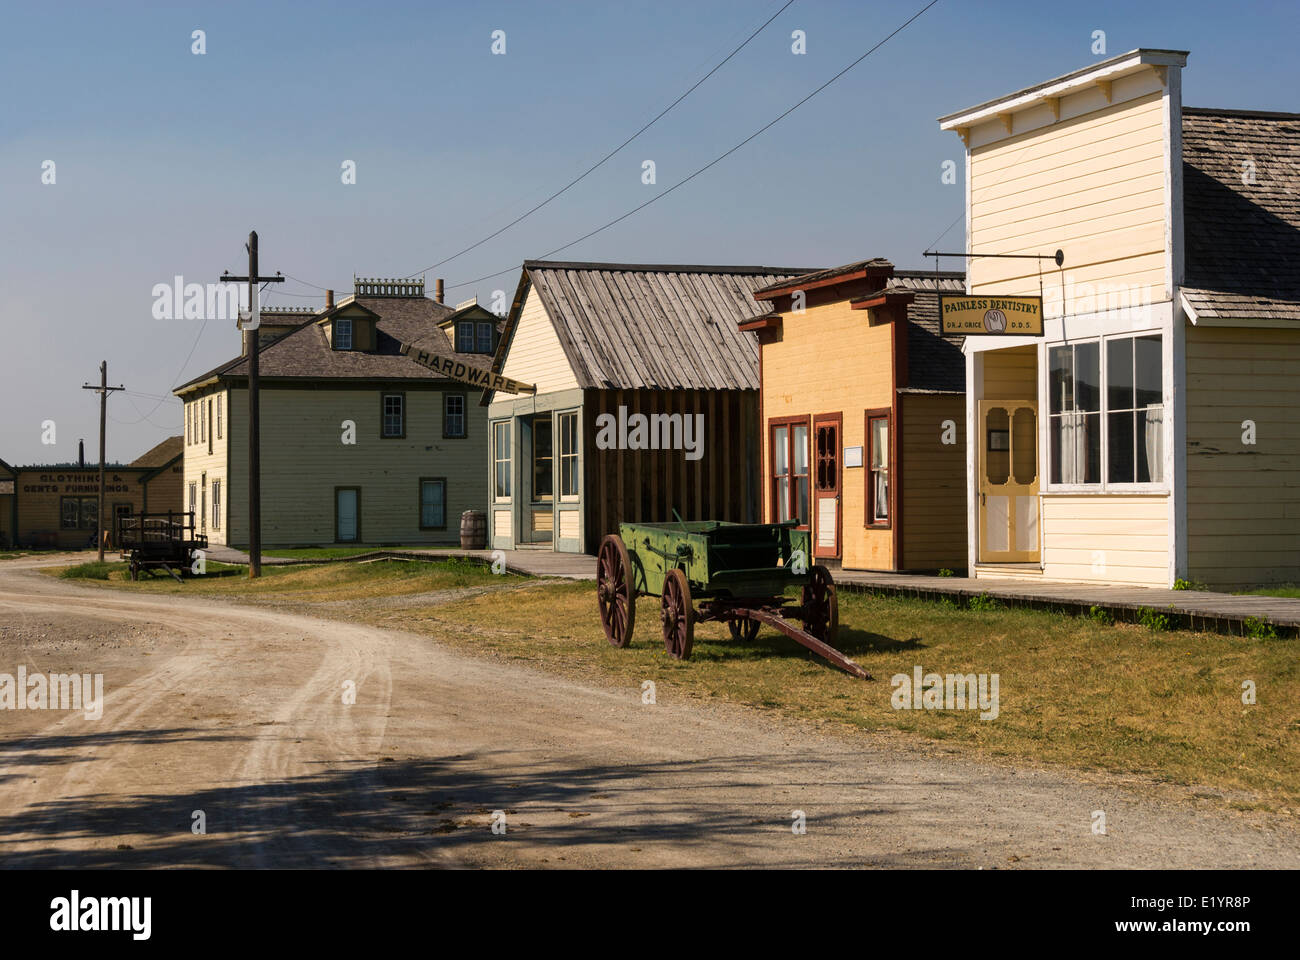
[459,510,488,550]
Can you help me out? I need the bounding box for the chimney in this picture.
[325,288,334,310]
[78,440,85,468]
[435,278,444,303]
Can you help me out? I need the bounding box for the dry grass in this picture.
[378,580,1300,807]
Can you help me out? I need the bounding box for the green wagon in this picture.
[595,520,869,679]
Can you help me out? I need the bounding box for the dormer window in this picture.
[476,322,493,354]
[335,318,353,350]
[456,321,474,352]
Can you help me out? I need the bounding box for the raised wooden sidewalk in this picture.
[832,569,1300,638]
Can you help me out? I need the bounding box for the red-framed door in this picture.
[813,413,841,559]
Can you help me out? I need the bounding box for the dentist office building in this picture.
[939,48,1300,589]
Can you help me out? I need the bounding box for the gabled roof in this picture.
[495,260,814,392]
[437,302,502,329]
[129,435,183,468]
[175,295,468,393]
[1181,107,1300,323]
[754,258,890,299]
[0,456,15,479]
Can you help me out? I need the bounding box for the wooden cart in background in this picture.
[596,519,868,679]
[117,512,207,582]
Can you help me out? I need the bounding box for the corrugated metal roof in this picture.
[520,260,813,390]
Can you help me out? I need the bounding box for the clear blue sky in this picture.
[2,0,1296,464]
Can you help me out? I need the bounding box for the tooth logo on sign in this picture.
[983,309,1007,333]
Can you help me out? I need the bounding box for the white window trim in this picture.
[558,408,580,503]
[492,420,512,503]
[1040,325,1171,496]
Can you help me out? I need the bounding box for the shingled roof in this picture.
[499,260,815,391]
[894,271,967,393]
[175,294,471,391]
[1182,107,1300,322]
[129,435,183,469]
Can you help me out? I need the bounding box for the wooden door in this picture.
[813,414,841,559]
[977,401,1039,562]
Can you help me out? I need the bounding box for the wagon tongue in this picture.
[730,606,871,680]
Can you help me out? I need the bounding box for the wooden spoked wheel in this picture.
[596,534,636,647]
[727,617,760,642]
[801,565,839,644]
[660,568,694,660]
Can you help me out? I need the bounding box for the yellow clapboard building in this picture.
[940,48,1300,589]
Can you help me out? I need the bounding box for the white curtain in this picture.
[1143,406,1164,483]
[1058,412,1089,484]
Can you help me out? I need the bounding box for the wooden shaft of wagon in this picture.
[732,607,871,680]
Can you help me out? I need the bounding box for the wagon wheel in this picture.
[727,616,760,642]
[596,534,636,647]
[661,568,694,660]
[801,565,839,644]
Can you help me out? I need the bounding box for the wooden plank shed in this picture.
[483,259,814,554]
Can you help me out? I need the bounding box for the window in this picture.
[60,496,98,530]
[457,320,474,352]
[769,418,810,526]
[493,421,512,500]
[476,322,494,354]
[559,412,579,499]
[207,399,213,454]
[381,393,405,438]
[867,412,890,524]
[188,481,197,518]
[444,394,466,438]
[1107,335,1164,483]
[1049,335,1162,486]
[419,478,446,529]
[335,318,353,350]
[531,415,553,502]
[186,403,191,444]
[211,480,221,530]
[217,394,223,439]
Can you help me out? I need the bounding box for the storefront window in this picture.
[1050,335,1162,486]
[559,412,579,499]
[493,421,512,500]
[531,415,553,502]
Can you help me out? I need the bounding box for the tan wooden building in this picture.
[747,260,968,571]
[1,437,183,549]
[174,278,491,547]
[485,260,812,553]
[940,48,1300,588]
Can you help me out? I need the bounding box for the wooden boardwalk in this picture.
[833,569,1300,637]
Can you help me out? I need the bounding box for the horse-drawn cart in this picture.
[117,512,207,582]
[596,520,869,679]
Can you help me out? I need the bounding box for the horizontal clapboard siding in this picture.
[1041,494,1169,585]
[1185,326,1300,587]
[900,393,967,570]
[969,90,1169,315]
[497,284,579,397]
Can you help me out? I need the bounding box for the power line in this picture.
[401,0,798,279]
[444,0,941,293]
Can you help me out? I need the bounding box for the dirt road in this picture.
[1,556,1295,869]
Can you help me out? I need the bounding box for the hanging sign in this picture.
[939,295,1043,336]
[399,343,537,395]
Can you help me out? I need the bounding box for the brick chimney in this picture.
[325,289,334,310]
[435,278,444,303]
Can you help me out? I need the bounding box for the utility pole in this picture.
[219,231,283,578]
[81,362,124,562]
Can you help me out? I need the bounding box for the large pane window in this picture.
[559,412,579,498]
[770,420,810,525]
[531,415,553,502]
[493,421,512,500]
[868,414,890,523]
[1050,335,1163,486]
[1048,341,1101,484]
